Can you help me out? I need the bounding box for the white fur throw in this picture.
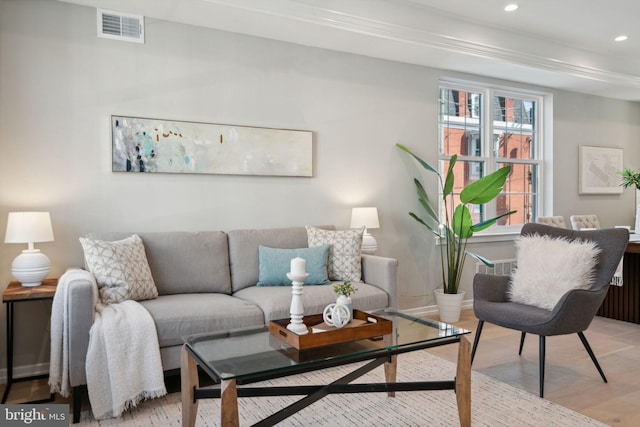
[508,234,600,310]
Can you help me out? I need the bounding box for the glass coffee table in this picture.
[181,308,471,427]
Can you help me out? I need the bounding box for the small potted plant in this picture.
[619,168,640,190]
[332,281,357,320]
[619,167,640,231]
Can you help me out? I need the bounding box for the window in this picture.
[438,83,544,233]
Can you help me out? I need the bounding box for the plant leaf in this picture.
[460,166,511,204]
[414,179,439,223]
[471,210,517,232]
[396,144,439,175]
[466,251,494,267]
[443,155,456,197]
[409,212,442,237]
[619,168,640,190]
[452,204,473,238]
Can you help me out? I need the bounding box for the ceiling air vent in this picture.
[97,9,144,44]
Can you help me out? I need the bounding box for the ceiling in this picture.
[59,0,640,101]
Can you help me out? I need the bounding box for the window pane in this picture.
[493,96,536,161]
[438,84,542,233]
[496,162,538,226]
[439,89,482,156]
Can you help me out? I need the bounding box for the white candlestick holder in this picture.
[286,272,309,335]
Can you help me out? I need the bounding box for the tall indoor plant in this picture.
[397,144,515,320]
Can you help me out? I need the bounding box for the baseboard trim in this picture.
[402,299,473,317]
[0,362,50,384]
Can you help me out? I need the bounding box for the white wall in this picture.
[553,92,640,223]
[1,0,640,374]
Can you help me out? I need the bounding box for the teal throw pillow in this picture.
[257,245,330,286]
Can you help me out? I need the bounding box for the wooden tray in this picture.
[269,310,392,350]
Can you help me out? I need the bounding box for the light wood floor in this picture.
[424,309,640,427]
[2,309,638,426]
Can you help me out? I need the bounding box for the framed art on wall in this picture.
[111,116,313,177]
[579,145,624,194]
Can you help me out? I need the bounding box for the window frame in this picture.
[438,80,546,236]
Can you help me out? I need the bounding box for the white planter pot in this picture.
[434,289,465,323]
[336,294,353,322]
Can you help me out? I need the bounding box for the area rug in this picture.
[77,350,605,426]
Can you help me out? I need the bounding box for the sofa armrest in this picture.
[361,254,398,309]
[63,270,98,387]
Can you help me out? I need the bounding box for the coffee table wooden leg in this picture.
[384,354,397,397]
[221,379,239,427]
[181,345,199,427]
[455,335,471,427]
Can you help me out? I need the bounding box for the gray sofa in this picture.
[62,226,397,422]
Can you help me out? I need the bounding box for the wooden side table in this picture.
[597,242,640,323]
[1,278,57,404]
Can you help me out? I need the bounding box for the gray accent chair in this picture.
[536,215,567,228]
[470,223,629,397]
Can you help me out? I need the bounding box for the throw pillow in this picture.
[508,234,600,310]
[257,245,330,286]
[79,234,158,304]
[305,225,364,282]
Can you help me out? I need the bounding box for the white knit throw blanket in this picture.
[50,269,166,420]
[50,269,97,397]
[87,300,166,420]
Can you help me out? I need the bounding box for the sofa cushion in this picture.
[139,294,265,347]
[79,234,158,304]
[257,245,330,286]
[85,231,231,295]
[233,282,389,322]
[306,226,365,282]
[228,226,335,292]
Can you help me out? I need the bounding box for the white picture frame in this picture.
[579,145,624,194]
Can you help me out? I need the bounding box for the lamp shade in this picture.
[5,212,54,244]
[5,212,54,287]
[350,207,380,229]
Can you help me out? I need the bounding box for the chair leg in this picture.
[72,385,85,423]
[578,332,608,383]
[519,332,526,355]
[470,320,484,365]
[539,335,545,398]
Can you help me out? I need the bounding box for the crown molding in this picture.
[57,0,640,98]
[204,0,640,89]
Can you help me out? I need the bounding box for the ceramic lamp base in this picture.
[361,233,378,255]
[11,249,50,287]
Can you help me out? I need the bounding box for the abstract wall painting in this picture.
[579,145,623,194]
[111,116,313,177]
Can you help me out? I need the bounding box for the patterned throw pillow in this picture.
[79,234,158,304]
[305,226,364,282]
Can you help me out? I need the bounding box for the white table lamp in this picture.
[4,212,54,287]
[350,207,380,255]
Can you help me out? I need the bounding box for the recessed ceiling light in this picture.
[504,4,519,12]
[614,35,629,42]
